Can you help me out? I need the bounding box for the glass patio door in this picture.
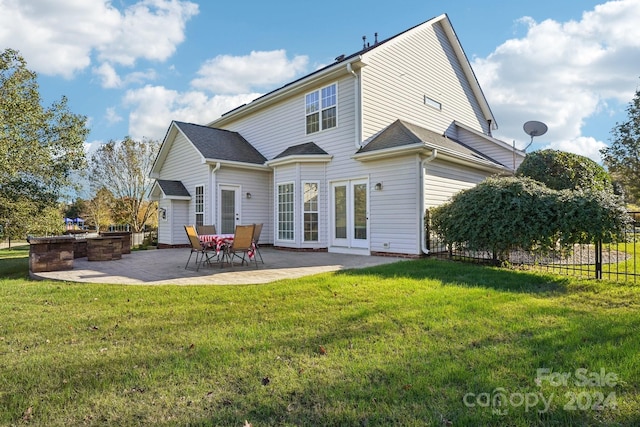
[331,179,368,249]
[219,185,241,234]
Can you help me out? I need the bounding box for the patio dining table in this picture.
[199,233,234,256]
[199,233,256,260]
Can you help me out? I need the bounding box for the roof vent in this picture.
[335,54,345,62]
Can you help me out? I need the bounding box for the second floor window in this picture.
[306,83,336,134]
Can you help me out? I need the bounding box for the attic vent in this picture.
[335,54,345,62]
[424,95,442,111]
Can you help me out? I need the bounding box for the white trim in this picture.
[209,59,362,128]
[265,154,333,167]
[204,159,269,171]
[304,82,338,135]
[276,181,296,243]
[302,181,320,243]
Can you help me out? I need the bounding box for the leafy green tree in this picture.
[88,137,160,232]
[84,187,116,232]
[516,149,612,192]
[0,48,88,240]
[431,177,629,262]
[601,87,640,205]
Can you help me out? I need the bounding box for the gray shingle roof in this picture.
[357,120,505,167]
[273,142,328,159]
[174,121,267,165]
[156,179,190,197]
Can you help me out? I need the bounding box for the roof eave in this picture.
[265,154,333,167]
[353,144,425,161]
[454,120,526,156]
[204,158,270,171]
[209,56,364,127]
[438,16,497,130]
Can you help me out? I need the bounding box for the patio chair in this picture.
[184,225,214,271]
[196,224,216,235]
[252,223,264,264]
[224,224,256,268]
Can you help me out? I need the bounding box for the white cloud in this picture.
[191,50,309,94]
[104,107,123,125]
[122,85,262,140]
[93,63,122,88]
[0,0,198,78]
[472,0,640,162]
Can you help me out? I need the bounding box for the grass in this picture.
[1,246,639,426]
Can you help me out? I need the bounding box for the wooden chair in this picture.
[196,224,216,235]
[224,224,256,267]
[184,225,213,271]
[252,223,264,264]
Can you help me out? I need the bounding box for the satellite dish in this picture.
[522,120,548,151]
[523,121,548,138]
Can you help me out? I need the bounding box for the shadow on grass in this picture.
[336,257,572,294]
[0,246,30,279]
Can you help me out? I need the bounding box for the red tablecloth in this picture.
[199,234,255,259]
[199,234,234,255]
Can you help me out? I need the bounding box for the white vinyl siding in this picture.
[455,126,521,171]
[424,159,493,209]
[155,132,209,245]
[215,167,273,244]
[367,155,422,255]
[360,20,489,144]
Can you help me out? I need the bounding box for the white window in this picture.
[306,83,337,134]
[195,185,204,227]
[277,183,294,241]
[303,182,319,242]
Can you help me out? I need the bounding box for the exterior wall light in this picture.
[246,192,252,199]
[374,182,383,191]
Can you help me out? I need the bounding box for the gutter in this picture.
[420,149,438,255]
[347,63,361,149]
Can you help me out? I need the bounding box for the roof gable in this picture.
[174,121,267,164]
[356,119,506,168]
[273,142,328,159]
[210,14,496,130]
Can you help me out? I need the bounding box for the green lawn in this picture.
[1,246,639,426]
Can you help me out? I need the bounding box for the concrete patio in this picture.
[30,247,407,285]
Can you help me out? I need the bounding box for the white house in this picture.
[149,13,525,257]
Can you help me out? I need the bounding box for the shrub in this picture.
[431,176,629,262]
[516,149,612,192]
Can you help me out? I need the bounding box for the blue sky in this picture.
[2,0,639,162]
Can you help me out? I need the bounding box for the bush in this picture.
[516,149,612,192]
[431,176,629,262]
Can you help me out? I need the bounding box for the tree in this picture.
[516,149,612,192]
[88,137,160,232]
[430,177,629,262]
[0,48,88,240]
[84,187,116,232]
[601,87,640,205]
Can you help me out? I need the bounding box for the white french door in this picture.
[218,185,241,234]
[331,179,369,250]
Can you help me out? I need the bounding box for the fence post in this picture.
[595,239,603,280]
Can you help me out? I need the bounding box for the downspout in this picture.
[210,162,220,225]
[421,149,438,255]
[346,63,361,149]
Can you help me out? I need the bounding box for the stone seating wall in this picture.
[29,236,75,273]
[87,237,122,261]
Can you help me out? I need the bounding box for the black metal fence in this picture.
[428,211,639,283]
